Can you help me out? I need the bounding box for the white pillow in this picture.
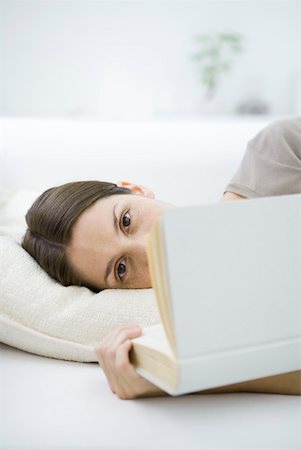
[0,189,160,362]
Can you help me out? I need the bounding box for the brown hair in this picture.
[21,181,131,292]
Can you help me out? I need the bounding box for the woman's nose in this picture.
[125,234,152,287]
[125,234,148,261]
[134,235,148,256]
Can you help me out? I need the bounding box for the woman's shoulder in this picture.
[249,117,301,144]
[223,116,301,199]
[247,116,301,163]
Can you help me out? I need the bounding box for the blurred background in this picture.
[0,0,300,204]
[0,0,300,120]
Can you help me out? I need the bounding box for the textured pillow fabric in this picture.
[0,188,160,362]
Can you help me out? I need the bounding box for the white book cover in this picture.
[134,194,301,396]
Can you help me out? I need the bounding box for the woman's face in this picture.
[67,183,173,290]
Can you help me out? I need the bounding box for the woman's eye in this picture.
[122,211,131,229]
[117,259,127,281]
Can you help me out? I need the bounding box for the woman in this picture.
[22,117,301,400]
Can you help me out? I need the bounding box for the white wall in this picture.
[1,0,300,120]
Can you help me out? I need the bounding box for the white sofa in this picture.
[1,115,300,449]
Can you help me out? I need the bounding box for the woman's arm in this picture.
[196,371,301,396]
[223,118,301,199]
[219,191,247,202]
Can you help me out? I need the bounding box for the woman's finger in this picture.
[101,325,142,361]
[99,324,141,349]
[94,324,145,398]
[94,324,141,363]
[97,345,121,394]
[100,339,134,397]
[104,327,141,376]
[110,325,142,350]
[112,339,140,399]
[114,339,137,374]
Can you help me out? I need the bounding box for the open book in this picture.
[129,194,301,396]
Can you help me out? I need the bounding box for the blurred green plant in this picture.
[192,32,244,100]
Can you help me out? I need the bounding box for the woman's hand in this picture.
[94,323,168,400]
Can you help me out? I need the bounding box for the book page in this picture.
[131,323,172,355]
[147,221,176,352]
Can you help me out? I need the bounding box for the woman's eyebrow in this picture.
[104,256,115,284]
[113,203,119,235]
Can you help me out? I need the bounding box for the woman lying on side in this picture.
[22,117,301,400]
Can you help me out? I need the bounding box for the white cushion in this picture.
[0,188,160,362]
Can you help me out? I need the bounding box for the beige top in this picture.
[224,117,301,198]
